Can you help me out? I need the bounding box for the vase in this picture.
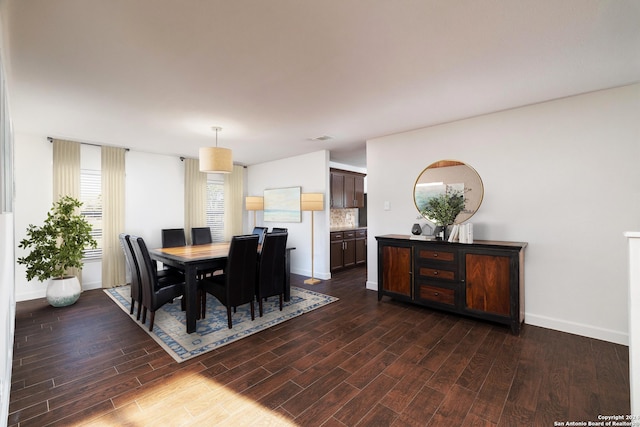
[411,223,422,235]
[46,276,82,307]
[436,225,450,241]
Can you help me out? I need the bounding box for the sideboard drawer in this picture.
[416,248,455,263]
[417,266,456,281]
[417,284,455,306]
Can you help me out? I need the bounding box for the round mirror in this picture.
[413,160,484,225]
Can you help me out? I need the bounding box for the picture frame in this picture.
[264,186,301,222]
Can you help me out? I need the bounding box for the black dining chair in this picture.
[191,227,213,245]
[272,227,288,233]
[162,228,186,248]
[252,226,268,245]
[255,231,288,317]
[119,233,143,320]
[198,234,259,328]
[160,228,186,276]
[130,235,185,332]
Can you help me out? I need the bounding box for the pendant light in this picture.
[199,126,233,173]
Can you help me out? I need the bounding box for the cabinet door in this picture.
[381,245,412,297]
[343,174,356,208]
[331,172,345,208]
[354,175,365,208]
[355,238,366,264]
[465,253,511,316]
[343,239,356,267]
[330,240,343,271]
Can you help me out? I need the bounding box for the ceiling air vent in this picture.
[308,135,333,141]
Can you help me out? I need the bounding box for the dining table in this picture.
[149,242,295,334]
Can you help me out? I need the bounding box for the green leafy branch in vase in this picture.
[17,196,97,282]
[420,186,467,227]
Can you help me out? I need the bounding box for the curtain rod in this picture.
[47,137,130,151]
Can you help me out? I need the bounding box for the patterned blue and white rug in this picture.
[105,285,338,363]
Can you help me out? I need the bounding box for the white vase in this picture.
[46,276,82,307]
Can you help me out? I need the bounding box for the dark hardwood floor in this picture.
[10,266,630,426]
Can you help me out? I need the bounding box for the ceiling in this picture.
[2,0,639,169]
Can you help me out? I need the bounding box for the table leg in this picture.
[284,249,291,302]
[185,265,198,333]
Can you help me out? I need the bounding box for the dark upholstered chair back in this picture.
[162,228,186,248]
[191,227,213,245]
[225,234,260,307]
[257,232,288,297]
[272,227,288,233]
[119,233,142,318]
[252,226,268,245]
[255,232,288,316]
[130,235,185,331]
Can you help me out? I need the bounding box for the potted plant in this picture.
[17,196,97,307]
[420,186,466,240]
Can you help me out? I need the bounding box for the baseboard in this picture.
[291,268,331,281]
[363,281,628,345]
[525,313,628,346]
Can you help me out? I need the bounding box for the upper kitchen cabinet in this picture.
[330,169,365,208]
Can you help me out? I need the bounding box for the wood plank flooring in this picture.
[9,267,630,426]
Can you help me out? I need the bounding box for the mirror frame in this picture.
[413,160,484,225]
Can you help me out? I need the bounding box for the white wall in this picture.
[14,133,53,300]
[13,134,188,301]
[366,84,640,345]
[248,150,330,279]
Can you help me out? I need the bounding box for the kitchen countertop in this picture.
[330,226,367,232]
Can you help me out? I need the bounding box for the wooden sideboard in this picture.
[376,234,527,334]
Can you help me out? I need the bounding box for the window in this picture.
[206,178,224,242]
[80,169,102,259]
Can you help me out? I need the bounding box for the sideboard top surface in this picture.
[375,234,528,250]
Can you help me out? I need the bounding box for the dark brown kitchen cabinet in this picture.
[331,229,367,272]
[355,229,367,265]
[376,234,527,334]
[330,169,365,208]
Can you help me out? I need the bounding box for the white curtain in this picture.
[52,139,81,282]
[223,165,244,240]
[184,158,207,245]
[101,146,126,288]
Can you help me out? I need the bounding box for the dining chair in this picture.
[255,231,288,317]
[198,234,259,328]
[252,226,268,245]
[272,227,288,233]
[130,235,185,332]
[161,228,187,276]
[161,228,186,248]
[191,227,212,245]
[119,233,143,320]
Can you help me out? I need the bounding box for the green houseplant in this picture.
[17,196,97,306]
[420,186,466,240]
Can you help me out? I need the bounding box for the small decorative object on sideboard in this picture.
[411,223,422,235]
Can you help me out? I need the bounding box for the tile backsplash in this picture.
[330,208,359,228]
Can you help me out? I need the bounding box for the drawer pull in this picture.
[433,253,438,257]
[433,271,438,275]
[434,292,439,296]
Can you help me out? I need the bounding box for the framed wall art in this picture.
[264,186,301,222]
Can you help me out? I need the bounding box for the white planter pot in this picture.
[46,276,82,307]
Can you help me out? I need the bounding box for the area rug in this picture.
[104,285,338,363]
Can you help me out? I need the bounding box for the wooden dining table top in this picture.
[151,242,232,261]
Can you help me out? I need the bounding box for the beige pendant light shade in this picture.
[199,147,233,173]
[199,127,233,173]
